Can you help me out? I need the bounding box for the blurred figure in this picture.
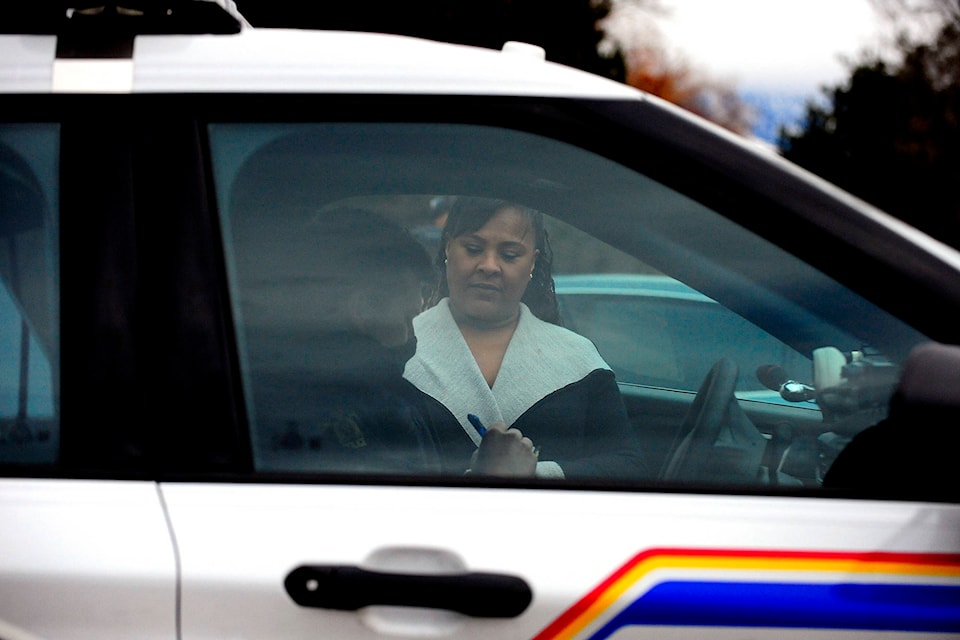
[260,207,440,474]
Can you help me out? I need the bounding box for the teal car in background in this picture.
[554,273,814,402]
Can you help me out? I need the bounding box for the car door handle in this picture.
[285,565,532,618]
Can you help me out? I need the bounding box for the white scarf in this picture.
[403,299,610,445]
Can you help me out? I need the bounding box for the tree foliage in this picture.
[623,45,754,135]
[779,18,960,245]
[598,1,754,134]
[869,0,959,36]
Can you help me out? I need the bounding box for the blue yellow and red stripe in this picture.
[533,548,960,639]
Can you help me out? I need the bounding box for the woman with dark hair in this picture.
[426,198,561,326]
[404,197,648,480]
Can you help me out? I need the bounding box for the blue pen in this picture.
[467,414,487,437]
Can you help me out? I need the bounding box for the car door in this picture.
[158,94,960,639]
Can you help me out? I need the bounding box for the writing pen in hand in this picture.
[467,414,487,437]
[469,414,540,458]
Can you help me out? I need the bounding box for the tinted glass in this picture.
[209,122,927,490]
[0,124,59,465]
[556,280,809,388]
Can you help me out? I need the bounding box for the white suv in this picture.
[2,2,959,639]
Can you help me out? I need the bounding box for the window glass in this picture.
[0,124,59,465]
[209,122,927,490]
[546,218,812,397]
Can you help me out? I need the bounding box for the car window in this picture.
[209,121,928,490]
[0,124,59,465]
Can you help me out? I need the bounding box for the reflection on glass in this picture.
[0,124,59,464]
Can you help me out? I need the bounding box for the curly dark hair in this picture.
[428,197,561,325]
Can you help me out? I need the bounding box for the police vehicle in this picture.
[1,1,958,638]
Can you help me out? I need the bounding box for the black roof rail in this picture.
[5,0,243,36]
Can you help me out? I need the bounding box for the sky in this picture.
[607,0,889,95]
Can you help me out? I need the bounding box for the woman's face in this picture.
[445,207,539,329]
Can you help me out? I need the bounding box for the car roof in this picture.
[136,30,645,97]
[1,20,645,98]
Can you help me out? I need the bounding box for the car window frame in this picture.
[201,98,952,498]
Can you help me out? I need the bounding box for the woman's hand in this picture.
[471,422,538,477]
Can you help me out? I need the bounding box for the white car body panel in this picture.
[161,482,960,639]
[133,30,641,98]
[0,480,177,640]
[0,28,641,99]
[52,59,135,93]
[0,36,56,93]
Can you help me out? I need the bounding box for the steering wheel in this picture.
[660,358,760,483]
